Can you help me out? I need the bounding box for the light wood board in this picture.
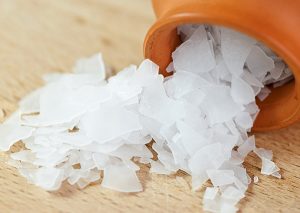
[0,0,299,212]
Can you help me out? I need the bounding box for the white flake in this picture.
[221,28,256,76]
[231,76,255,105]
[0,123,34,151]
[257,87,271,101]
[101,164,142,192]
[246,46,275,78]
[173,27,216,74]
[189,143,229,189]
[254,147,273,160]
[0,23,289,213]
[34,167,64,191]
[234,112,253,130]
[150,160,172,175]
[261,158,280,175]
[207,170,235,186]
[204,187,219,200]
[73,53,106,79]
[200,85,243,125]
[237,135,255,157]
[80,106,142,143]
[270,62,286,80]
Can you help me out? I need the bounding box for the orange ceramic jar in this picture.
[144,0,300,131]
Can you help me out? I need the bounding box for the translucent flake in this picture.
[80,106,142,143]
[152,143,179,172]
[270,62,286,80]
[212,123,229,135]
[221,28,256,76]
[246,46,275,78]
[110,144,152,160]
[231,76,255,105]
[189,143,229,189]
[168,142,188,169]
[200,86,243,125]
[19,88,42,114]
[160,124,177,144]
[232,166,249,186]
[225,120,240,136]
[173,27,216,74]
[101,164,142,192]
[52,131,93,147]
[221,185,245,204]
[68,170,87,185]
[219,203,238,213]
[261,158,280,175]
[210,26,221,46]
[92,153,110,169]
[192,173,210,191]
[233,178,248,194]
[237,135,255,157]
[207,170,235,186]
[80,140,124,153]
[213,133,239,159]
[122,131,152,145]
[189,25,208,42]
[213,55,232,82]
[166,62,175,73]
[203,197,221,213]
[150,160,172,175]
[271,171,282,179]
[139,78,185,126]
[204,187,219,200]
[177,24,198,41]
[73,53,106,79]
[257,87,271,101]
[0,123,34,151]
[229,151,244,165]
[34,167,64,191]
[182,103,208,131]
[176,120,211,156]
[123,159,140,171]
[33,82,101,126]
[182,89,206,106]
[245,102,259,115]
[234,112,253,130]
[10,150,36,163]
[254,147,273,160]
[242,69,264,88]
[164,71,210,99]
[76,179,90,189]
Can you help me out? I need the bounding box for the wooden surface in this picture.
[0,0,299,212]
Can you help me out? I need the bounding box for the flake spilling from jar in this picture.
[1,54,157,192]
[0,24,289,213]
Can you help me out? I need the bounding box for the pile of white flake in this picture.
[0,24,289,212]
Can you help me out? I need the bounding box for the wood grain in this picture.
[0,0,299,212]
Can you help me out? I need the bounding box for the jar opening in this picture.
[144,22,298,130]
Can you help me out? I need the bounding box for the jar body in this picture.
[144,0,300,131]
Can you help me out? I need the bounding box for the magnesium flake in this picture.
[0,24,291,212]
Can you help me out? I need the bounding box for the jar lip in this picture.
[144,9,300,131]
